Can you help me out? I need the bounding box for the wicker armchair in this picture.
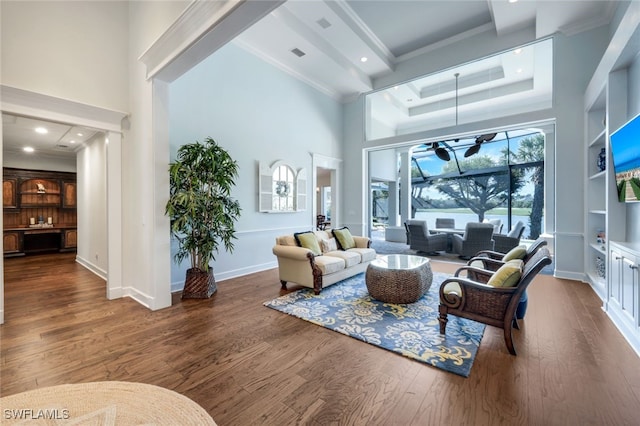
[451,222,495,259]
[438,247,552,355]
[493,221,525,253]
[405,219,448,254]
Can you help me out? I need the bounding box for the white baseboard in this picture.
[553,269,584,281]
[75,255,107,280]
[170,261,278,293]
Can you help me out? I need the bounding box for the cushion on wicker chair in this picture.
[487,260,523,287]
[502,245,527,261]
[442,281,462,296]
[332,227,356,250]
[294,231,322,255]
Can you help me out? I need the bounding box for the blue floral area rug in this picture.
[264,272,485,377]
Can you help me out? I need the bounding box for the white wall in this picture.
[0,1,129,113]
[3,152,75,173]
[122,1,190,308]
[76,135,108,278]
[168,42,343,290]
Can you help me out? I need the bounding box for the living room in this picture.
[1,0,640,423]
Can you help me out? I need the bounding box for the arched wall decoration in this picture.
[259,160,307,212]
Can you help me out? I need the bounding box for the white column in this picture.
[399,148,412,225]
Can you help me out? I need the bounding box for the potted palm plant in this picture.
[165,137,241,298]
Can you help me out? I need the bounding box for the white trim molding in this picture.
[139,0,284,83]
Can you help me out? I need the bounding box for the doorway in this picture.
[312,154,340,230]
[0,86,125,324]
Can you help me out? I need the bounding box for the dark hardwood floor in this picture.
[1,253,639,425]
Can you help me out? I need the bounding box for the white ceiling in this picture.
[235,0,616,101]
[2,0,616,159]
[2,113,99,161]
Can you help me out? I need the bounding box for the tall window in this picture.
[410,130,544,239]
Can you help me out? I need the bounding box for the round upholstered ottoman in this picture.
[365,254,432,303]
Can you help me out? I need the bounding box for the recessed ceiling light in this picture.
[360,57,368,63]
[23,146,35,153]
[509,0,518,3]
[70,140,76,144]
[76,132,83,137]
[516,68,523,73]
[514,48,523,55]
[35,127,48,134]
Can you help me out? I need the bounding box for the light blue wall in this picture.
[168,42,343,289]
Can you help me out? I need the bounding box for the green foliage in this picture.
[437,155,524,221]
[631,178,640,200]
[165,137,242,272]
[618,180,626,202]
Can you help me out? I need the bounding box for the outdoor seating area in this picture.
[403,218,524,258]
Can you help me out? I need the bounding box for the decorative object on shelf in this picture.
[258,160,307,212]
[166,137,242,299]
[36,182,46,193]
[595,256,606,278]
[597,147,606,172]
[596,230,606,249]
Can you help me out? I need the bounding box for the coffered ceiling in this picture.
[2,0,616,159]
[234,0,616,101]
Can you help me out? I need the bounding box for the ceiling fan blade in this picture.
[435,147,451,161]
[464,143,481,157]
[481,133,497,142]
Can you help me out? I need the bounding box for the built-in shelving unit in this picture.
[584,88,609,298]
[583,2,638,304]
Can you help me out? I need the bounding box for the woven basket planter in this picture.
[182,268,217,299]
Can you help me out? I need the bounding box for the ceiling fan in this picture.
[464,132,497,157]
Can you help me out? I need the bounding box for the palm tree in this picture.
[512,135,544,239]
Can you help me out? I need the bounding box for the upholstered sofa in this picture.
[272,229,376,294]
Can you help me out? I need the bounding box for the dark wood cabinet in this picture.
[3,168,77,256]
[3,177,18,209]
[62,182,77,208]
[62,229,77,249]
[3,231,22,255]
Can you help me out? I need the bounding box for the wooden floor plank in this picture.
[1,253,639,425]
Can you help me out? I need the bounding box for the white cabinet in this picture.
[607,242,640,356]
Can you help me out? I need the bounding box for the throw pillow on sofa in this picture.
[294,231,322,256]
[332,227,356,250]
[320,238,338,253]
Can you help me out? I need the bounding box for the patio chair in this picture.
[451,222,495,259]
[438,247,552,355]
[405,219,448,255]
[483,218,503,234]
[493,221,525,253]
